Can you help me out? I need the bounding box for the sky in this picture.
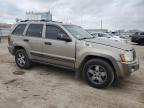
[0,0,144,30]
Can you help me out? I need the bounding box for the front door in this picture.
[42,25,75,68]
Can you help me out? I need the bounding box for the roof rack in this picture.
[20,20,62,23]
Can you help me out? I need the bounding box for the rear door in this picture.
[24,23,44,60]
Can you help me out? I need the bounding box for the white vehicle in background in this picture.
[91,33,127,43]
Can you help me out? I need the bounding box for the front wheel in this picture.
[15,49,32,69]
[83,59,114,89]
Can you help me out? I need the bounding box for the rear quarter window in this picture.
[12,24,27,35]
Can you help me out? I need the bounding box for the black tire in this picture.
[15,49,32,69]
[83,59,114,89]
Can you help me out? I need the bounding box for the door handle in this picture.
[23,39,29,42]
[45,42,52,45]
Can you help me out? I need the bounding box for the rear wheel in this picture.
[83,59,114,89]
[15,49,32,69]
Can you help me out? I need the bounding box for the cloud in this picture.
[0,0,144,30]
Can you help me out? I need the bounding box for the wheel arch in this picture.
[77,55,117,78]
[13,45,31,58]
[13,46,25,54]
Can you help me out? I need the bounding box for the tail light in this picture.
[8,36,13,45]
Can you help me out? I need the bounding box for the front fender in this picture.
[75,48,122,78]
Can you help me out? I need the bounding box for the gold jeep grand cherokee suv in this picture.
[8,20,139,89]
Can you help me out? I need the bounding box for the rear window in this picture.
[12,24,27,35]
[26,24,43,38]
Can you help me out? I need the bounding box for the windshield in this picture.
[63,25,93,39]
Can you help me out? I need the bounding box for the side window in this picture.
[12,24,26,35]
[45,25,67,40]
[26,24,43,38]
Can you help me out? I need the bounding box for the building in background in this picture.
[0,23,11,29]
[126,29,143,34]
[86,29,108,34]
[26,11,52,21]
[0,23,11,37]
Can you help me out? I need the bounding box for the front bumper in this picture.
[116,59,139,79]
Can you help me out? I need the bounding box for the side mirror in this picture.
[57,33,72,42]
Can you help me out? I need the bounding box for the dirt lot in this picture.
[0,40,144,108]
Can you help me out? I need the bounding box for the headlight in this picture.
[120,51,133,62]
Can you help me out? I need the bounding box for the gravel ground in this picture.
[0,41,144,108]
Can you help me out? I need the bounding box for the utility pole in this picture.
[101,19,103,31]
[0,30,2,43]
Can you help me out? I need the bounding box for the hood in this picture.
[85,38,132,50]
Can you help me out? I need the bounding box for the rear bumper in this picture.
[8,46,14,55]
